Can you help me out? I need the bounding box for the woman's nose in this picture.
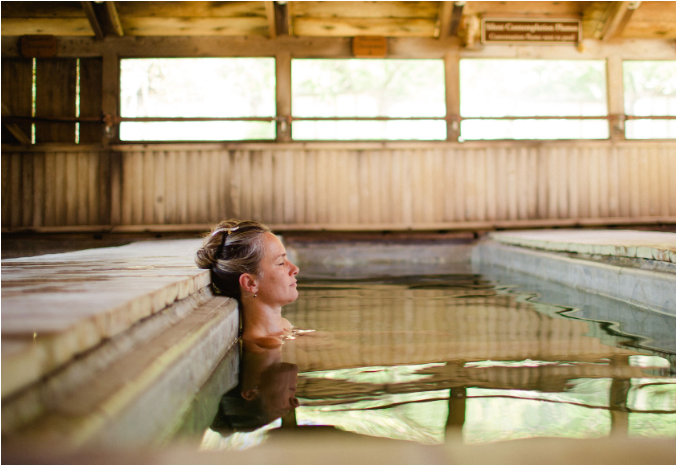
[290,261,299,276]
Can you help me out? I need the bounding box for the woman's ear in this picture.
[239,273,258,295]
[241,388,259,400]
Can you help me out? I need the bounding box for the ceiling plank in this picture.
[0,2,88,18]
[437,2,453,39]
[106,1,124,37]
[1,18,94,36]
[120,17,269,36]
[292,17,437,37]
[289,1,440,19]
[81,1,104,40]
[464,1,582,17]
[622,1,676,38]
[264,1,277,39]
[114,1,267,18]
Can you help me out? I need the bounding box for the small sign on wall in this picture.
[20,35,58,58]
[481,19,581,44]
[353,36,387,58]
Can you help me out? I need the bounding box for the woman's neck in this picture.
[240,297,285,341]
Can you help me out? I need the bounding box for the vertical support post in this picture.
[445,51,460,142]
[446,386,466,439]
[609,355,630,436]
[606,55,626,141]
[101,49,119,145]
[276,51,292,142]
[102,49,120,225]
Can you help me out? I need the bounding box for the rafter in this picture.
[81,1,104,40]
[449,1,465,38]
[437,1,453,39]
[598,1,632,41]
[264,1,277,39]
[105,1,124,37]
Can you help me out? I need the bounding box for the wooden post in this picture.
[606,55,625,141]
[101,49,119,144]
[445,51,460,142]
[276,51,292,142]
[446,386,466,435]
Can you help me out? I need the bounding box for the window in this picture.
[119,58,276,141]
[291,59,446,140]
[623,61,676,139]
[459,59,608,140]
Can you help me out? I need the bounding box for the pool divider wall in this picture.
[2,294,239,451]
[473,240,676,317]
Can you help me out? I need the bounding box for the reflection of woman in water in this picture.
[195,219,300,347]
[209,342,299,434]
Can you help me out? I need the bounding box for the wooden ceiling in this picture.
[1,1,675,42]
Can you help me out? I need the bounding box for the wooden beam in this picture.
[4,35,676,61]
[2,103,31,145]
[276,51,291,142]
[264,1,277,39]
[444,52,460,142]
[105,1,124,37]
[81,1,104,40]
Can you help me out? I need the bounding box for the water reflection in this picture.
[198,274,676,450]
[200,342,299,451]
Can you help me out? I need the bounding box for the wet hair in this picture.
[195,219,271,300]
[210,385,268,434]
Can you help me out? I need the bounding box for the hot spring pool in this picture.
[182,272,676,452]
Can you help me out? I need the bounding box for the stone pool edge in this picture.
[473,239,676,317]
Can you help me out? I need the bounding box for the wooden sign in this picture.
[481,19,581,44]
[20,35,58,58]
[353,36,387,58]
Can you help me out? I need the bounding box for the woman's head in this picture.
[195,219,299,305]
[195,220,271,300]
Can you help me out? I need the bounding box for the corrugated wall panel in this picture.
[2,143,675,230]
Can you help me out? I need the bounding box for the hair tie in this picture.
[211,226,239,237]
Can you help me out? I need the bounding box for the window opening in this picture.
[623,61,676,139]
[75,58,80,144]
[459,59,609,140]
[31,57,36,144]
[119,58,276,141]
[291,59,446,141]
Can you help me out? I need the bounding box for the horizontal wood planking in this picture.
[2,142,675,230]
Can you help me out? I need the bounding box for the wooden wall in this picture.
[2,141,675,232]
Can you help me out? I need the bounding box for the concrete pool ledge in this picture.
[474,230,676,317]
[1,240,215,399]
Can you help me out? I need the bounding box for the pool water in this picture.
[195,273,676,451]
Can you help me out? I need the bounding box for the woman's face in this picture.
[255,232,299,306]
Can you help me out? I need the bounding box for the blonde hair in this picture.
[195,219,271,299]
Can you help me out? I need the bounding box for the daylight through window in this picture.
[459,59,609,140]
[623,61,676,139]
[119,58,276,141]
[291,59,446,140]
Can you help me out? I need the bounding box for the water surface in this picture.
[197,273,676,451]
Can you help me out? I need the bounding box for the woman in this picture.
[195,219,299,347]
